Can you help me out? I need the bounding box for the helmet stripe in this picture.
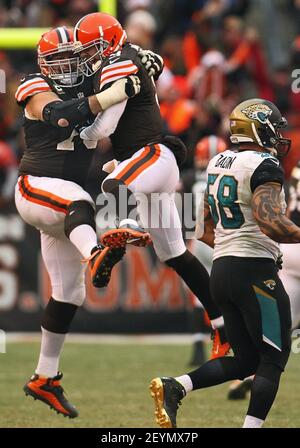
[56,28,63,43]
[251,123,262,146]
[74,17,85,41]
[57,27,68,44]
[64,27,71,42]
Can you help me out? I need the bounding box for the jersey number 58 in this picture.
[207,174,245,229]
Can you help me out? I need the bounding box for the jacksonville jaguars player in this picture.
[150,98,297,428]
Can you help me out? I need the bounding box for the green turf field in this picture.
[0,342,299,428]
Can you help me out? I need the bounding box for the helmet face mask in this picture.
[37,27,84,88]
[74,39,110,77]
[229,98,291,158]
[74,12,127,77]
[39,50,82,87]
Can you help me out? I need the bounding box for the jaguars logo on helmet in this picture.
[241,103,272,124]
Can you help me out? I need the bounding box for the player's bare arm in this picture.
[196,193,215,248]
[26,91,61,120]
[252,181,300,243]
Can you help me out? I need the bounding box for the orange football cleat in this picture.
[24,372,78,418]
[86,244,125,287]
[210,327,231,359]
[101,225,152,248]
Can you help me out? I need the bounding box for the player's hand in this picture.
[124,75,141,98]
[138,49,164,80]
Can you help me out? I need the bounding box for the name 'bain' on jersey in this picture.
[206,149,286,261]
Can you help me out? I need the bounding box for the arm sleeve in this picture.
[250,158,285,192]
[15,74,52,107]
[80,100,127,141]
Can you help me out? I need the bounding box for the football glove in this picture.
[138,49,164,80]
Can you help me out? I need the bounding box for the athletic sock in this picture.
[175,375,193,393]
[69,224,98,259]
[211,316,225,329]
[35,328,66,378]
[119,218,139,228]
[243,415,264,428]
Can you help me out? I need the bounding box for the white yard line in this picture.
[6,332,196,344]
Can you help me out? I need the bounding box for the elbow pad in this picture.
[42,98,92,129]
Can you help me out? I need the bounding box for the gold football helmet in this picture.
[229,98,291,157]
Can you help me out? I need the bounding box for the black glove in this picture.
[125,75,141,98]
[138,49,164,80]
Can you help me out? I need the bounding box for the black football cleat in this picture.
[23,372,78,418]
[149,377,185,428]
[88,244,125,287]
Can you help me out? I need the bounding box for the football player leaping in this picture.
[73,12,230,360]
[150,98,296,428]
[15,26,163,418]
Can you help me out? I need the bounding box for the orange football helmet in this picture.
[74,12,127,76]
[38,26,83,87]
[194,135,227,169]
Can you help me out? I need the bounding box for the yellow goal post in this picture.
[0,0,117,49]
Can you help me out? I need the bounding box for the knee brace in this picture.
[64,200,95,238]
[41,297,78,334]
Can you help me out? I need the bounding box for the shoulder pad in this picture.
[99,55,138,91]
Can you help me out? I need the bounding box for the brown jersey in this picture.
[15,74,95,188]
[93,43,163,161]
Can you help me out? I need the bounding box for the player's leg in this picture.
[137,185,229,356]
[187,239,213,364]
[230,257,292,428]
[16,175,124,287]
[150,256,259,428]
[100,145,164,247]
[24,233,86,418]
[64,198,125,287]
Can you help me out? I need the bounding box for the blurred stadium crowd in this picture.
[1,0,300,205]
